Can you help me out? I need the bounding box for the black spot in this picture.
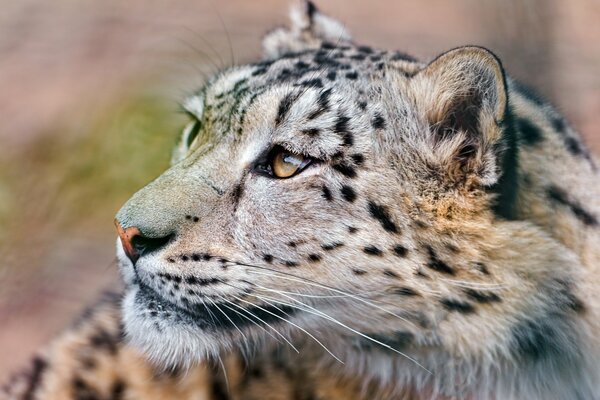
[440,298,475,314]
[191,253,201,262]
[390,52,417,62]
[350,153,365,165]
[332,162,357,178]
[109,380,126,400]
[392,287,419,296]
[90,329,118,354]
[340,185,357,202]
[383,269,399,278]
[322,242,344,250]
[334,114,353,146]
[350,53,366,61]
[22,357,48,400]
[308,254,321,262]
[363,245,383,256]
[368,201,399,233]
[185,276,221,286]
[348,226,359,233]
[284,260,298,267]
[185,215,192,220]
[307,88,332,120]
[371,113,386,129]
[181,255,189,261]
[295,60,310,70]
[321,41,336,50]
[352,268,367,275]
[357,45,373,54]
[263,254,273,263]
[252,67,268,76]
[193,216,199,222]
[72,376,101,400]
[345,71,358,80]
[326,70,337,81]
[547,185,598,226]
[551,115,566,133]
[426,246,455,275]
[517,117,544,146]
[321,185,333,201]
[463,288,502,303]
[509,312,579,364]
[475,262,490,275]
[300,78,323,88]
[302,128,320,137]
[393,245,408,257]
[202,254,212,261]
[287,241,297,248]
[358,100,368,110]
[564,136,583,156]
[276,92,299,126]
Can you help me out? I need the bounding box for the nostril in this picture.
[130,233,174,258]
[115,220,174,264]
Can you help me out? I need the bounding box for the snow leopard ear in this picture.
[262,0,351,59]
[412,46,510,187]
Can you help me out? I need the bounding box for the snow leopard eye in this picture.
[184,119,201,149]
[254,146,313,179]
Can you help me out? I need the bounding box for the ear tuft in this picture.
[262,0,351,59]
[413,46,509,186]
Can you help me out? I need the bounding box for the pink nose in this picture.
[115,220,141,264]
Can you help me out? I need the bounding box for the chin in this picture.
[121,285,229,371]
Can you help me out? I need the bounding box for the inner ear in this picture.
[423,46,507,138]
[414,46,509,183]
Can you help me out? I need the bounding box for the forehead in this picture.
[183,43,421,118]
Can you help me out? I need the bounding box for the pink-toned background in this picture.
[1,0,599,380]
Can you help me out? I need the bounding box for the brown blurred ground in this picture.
[0,0,599,380]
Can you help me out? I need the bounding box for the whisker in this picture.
[229,293,343,363]
[252,288,431,374]
[216,295,299,353]
[217,355,230,397]
[206,297,248,342]
[440,278,509,290]
[227,262,416,328]
[180,25,227,69]
[208,0,235,66]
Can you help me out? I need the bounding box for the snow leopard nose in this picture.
[115,220,173,264]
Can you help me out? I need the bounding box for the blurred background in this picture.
[0,0,599,380]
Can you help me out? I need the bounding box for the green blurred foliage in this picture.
[0,91,183,248]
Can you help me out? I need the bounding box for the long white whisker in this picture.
[217,355,230,396]
[240,266,416,328]
[206,297,248,342]
[216,295,299,353]
[229,294,344,364]
[252,287,431,374]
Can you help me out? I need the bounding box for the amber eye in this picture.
[255,147,312,178]
[273,150,308,178]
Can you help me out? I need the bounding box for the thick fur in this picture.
[3,1,599,399]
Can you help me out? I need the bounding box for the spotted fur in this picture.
[3,1,600,399]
